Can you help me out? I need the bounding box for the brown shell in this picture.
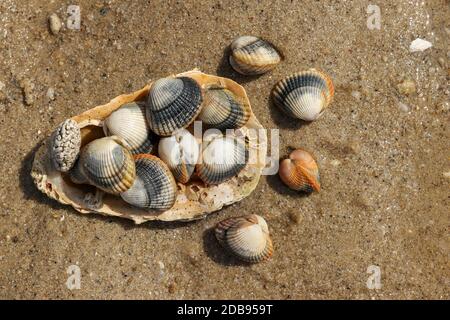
[279,149,320,192]
[30,70,267,223]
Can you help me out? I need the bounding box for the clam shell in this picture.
[198,86,251,130]
[272,69,334,121]
[196,133,248,185]
[158,128,200,184]
[49,119,81,172]
[146,76,203,136]
[103,102,155,155]
[279,148,320,192]
[77,136,136,194]
[31,70,267,223]
[215,214,273,263]
[229,36,281,75]
[120,154,177,210]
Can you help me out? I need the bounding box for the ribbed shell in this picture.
[215,214,273,263]
[78,136,136,194]
[229,36,281,75]
[145,77,203,136]
[197,134,248,185]
[279,149,320,192]
[49,119,81,172]
[158,129,200,184]
[103,102,155,155]
[198,86,251,130]
[272,69,334,121]
[120,154,177,210]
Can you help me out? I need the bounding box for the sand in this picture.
[0,0,449,299]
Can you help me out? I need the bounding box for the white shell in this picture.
[158,129,200,184]
[49,119,81,172]
[103,102,154,155]
[215,214,273,263]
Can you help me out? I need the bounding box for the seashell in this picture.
[31,70,267,223]
[279,148,320,192]
[215,214,273,263]
[272,69,334,121]
[76,136,136,194]
[103,102,155,155]
[158,128,200,184]
[197,132,248,185]
[198,85,251,130]
[49,119,81,172]
[145,76,203,136]
[229,36,281,75]
[120,154,177,210]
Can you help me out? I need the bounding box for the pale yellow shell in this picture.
[30,70,267,223]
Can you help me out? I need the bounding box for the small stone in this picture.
[46,87,55,100]
[288,211,302,225]
[439,101,449,113]
[409,38,432,52]
[48,14,62,35]
[168,283,176,294]
[330,159,342,166]
[438,57,446,68]
[397,79,416,95]
[19,79,34,105]
[398,102,410,112]
[443,171,450,179]
[351,90,361,100]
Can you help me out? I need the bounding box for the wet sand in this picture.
[0,0,449,299]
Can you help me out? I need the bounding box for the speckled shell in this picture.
[31,70,267,223]
[198,86,251,130]
[279,149,320,192]
[103,102,155,155]
[215,214,273,263]
[196,132,249,185]
[76,136,136,194]
[49,119,81,172]
[120,154,177,210]
[272,69,334,121]
[229,36,281,75]
[158,129,200,184]
[145,77,203,136]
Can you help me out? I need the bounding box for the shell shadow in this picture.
[202,227,250,267]
[19,140,67,210]
[268,97,310,130]
[215,46,264,84]
[264,163,313,198]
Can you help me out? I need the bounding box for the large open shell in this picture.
[31,70,267,223]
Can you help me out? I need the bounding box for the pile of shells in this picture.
[32,70,267,223]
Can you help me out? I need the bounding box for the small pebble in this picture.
[397,79,416,95]
[330,159,342,166]
[48,14,62,35]
[168,283,176,294]
[437,57,446,68]
[46,87,55,100]
[351,90,361,100]
[409,38,432,52]
[398,102,410,112]
[443,172,450,179]
[288,211,302,225]
[19,79,34,105]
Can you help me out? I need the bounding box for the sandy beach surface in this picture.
[0,0,448,299]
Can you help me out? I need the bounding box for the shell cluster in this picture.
[272,69,334,121]
[279,148,320,193]
[229,36,281,75]
[215,214,273,263]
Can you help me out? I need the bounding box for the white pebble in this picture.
[330,159,341,167]
[351,90,361,100]
[398,102,410,112]
[409,38,432,52]
[46,87,55,100]
[49,14,62,35]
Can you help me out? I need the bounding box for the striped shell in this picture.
[229,36,281,75]
[49,119,81,172]
[145,77,203,136]
[103,102,155,155]
[75,136,136,194]
[120,154,177,210]
[158,129,200,184]
[197,132,248,185]
[215,214,273,263]
[279,148,320,192]
[272,69,334,121]
[198,86,251,130]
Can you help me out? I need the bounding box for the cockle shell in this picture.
[49,119,81,172]
[74,136,136,195]
[198,86,251,130]
[229,36,281,75]
[158,128,200,184]
[103,102,155,155]
[272,69,334,121]
[215,214,273,263]
[146,76,203,136]
[120,154,177,210]
[31,70,267,223]
[279,148,320,192]
[196,132,249,185]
